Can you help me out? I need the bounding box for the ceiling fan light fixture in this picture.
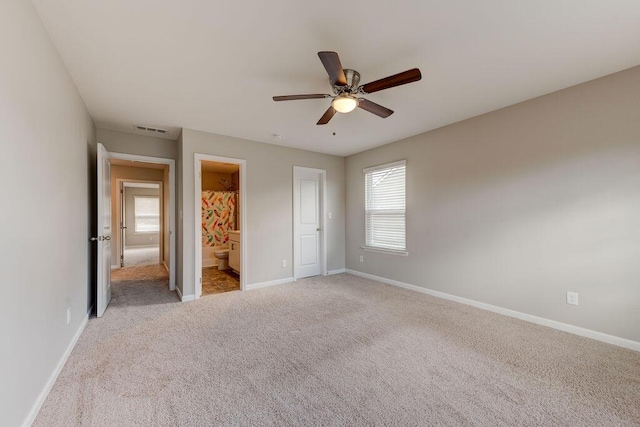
[331,95,358,113]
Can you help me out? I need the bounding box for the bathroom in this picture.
[201,160,240,295]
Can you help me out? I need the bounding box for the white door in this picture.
[96,143,112,317]
[293,167,324,279]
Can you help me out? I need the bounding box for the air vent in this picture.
[133,125,168,134]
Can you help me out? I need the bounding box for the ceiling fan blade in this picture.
[360,68,422,94]
[273,94,329,101]
[318,51,347,86]
[317,106,336,125]
[358,99,394,118]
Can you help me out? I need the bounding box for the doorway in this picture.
[95,146,176,317]
[110,159,170,278]
[119,181,162,268]
[293,166,327,280]
[194,154,247,298]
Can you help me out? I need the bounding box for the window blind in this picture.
[134,196,160,232]
[364,160,406,252]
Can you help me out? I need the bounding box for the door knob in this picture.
[104,236,111,241]
[90,237,98,242]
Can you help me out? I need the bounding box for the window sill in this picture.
[361,246,408,256]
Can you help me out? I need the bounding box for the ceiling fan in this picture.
[273,51,422,125]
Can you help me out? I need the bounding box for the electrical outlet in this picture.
[359,255,364,263]
[281,260,286,268]
[66,308,71,324]
[566,291,579,306]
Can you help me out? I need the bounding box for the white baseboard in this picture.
[346,269,640,353]
[162,261,169,273]
[246,277,294,291]
[22,311,89,427]
[327,268,346,275]
[110,264,119,270]
[175,286,195,302]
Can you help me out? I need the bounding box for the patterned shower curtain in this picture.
[202,191,236,247]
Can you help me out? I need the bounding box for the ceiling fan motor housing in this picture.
[336,69,360,94]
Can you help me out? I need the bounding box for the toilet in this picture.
[213,245,230,270]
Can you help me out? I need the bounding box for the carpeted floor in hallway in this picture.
[122,245,160,268]
[110,264,177,306]
[34,273,640,426]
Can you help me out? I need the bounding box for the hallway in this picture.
[122,246,160,268]
[110,264,177,306]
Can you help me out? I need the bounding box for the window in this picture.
[134,196,160,232]
[364,160,406,253]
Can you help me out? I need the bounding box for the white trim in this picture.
[22,312,89,427]
[363,159,406,174]
[194,154,247,298]
[162,261,169,273]
[328,268,346,275]
[124,244,160,249]
[361,246,409,256]
[246,277,294,291]
[175,286,195,302]
[345,269,640,353]
[123,182,159,189]
[106,150,176,292]
[293,166,327,280]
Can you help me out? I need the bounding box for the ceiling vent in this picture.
[133,125,168,134]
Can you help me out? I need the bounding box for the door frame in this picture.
[194,153,247,298]
[107,151,176,291]
[293,166,327,280]
[115,179,164,269]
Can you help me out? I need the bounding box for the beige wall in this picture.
[0,0,96,424]
[98,128,177,159]
[202,171,233,191]
[178,129,346,296]
[110,165,165,266]
[346,66,640,342]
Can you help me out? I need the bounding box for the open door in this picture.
[119,181,125,267]
[94,143,112,317]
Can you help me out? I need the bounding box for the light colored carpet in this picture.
[35,273,640,426]
[123,245,160,267]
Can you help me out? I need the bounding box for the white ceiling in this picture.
[33,0,640,156]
